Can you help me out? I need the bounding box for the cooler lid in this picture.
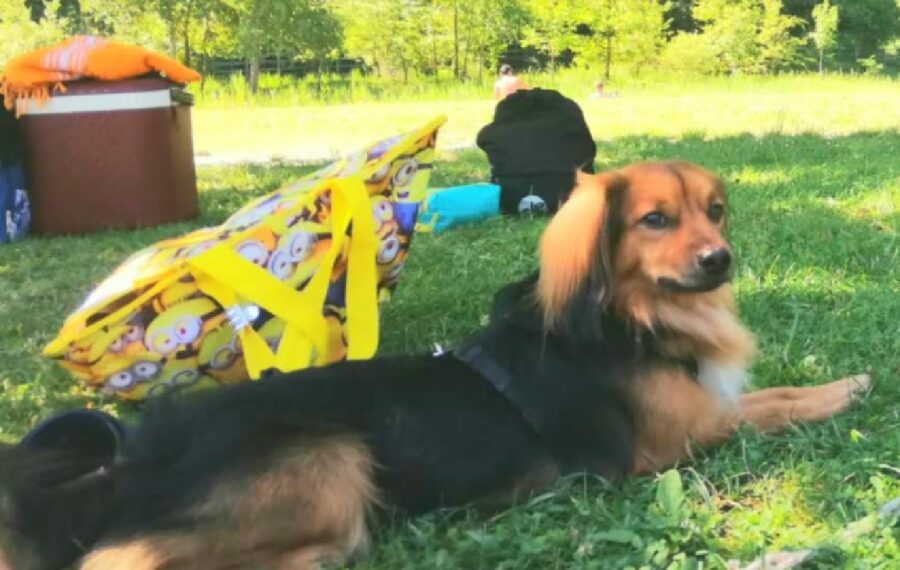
[17,76,193,116]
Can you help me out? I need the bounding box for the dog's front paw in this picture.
[814,373,872,416]
[832,373,872,400]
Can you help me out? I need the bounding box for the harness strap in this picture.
[454,333,700,448]
[454,340,545,439]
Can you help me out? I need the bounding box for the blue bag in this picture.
[0,161,30,244]
[1,106,30,244]
[416,183,500,234]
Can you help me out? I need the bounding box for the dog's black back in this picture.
[112,278,638,519]
[1,277,645,568]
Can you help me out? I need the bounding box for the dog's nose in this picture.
[697,248,732,273]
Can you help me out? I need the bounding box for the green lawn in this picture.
[0,76,898,567]
[192,74,900,160]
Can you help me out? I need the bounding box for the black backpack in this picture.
[476,88,596,215]
[0,107,23,164]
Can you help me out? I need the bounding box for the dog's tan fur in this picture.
[538,161,868,475]
[80,435,377,570]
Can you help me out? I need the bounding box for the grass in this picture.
[1,76,898,567]
[191,73,900,160]
[192,68,899,108]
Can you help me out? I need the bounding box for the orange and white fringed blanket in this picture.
[1,36,201,112]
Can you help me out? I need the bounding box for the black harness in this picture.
[452,327,698,473]
[454,340,544,438]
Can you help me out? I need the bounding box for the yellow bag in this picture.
[44,117,447,400]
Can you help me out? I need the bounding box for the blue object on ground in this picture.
[416,183,500,234]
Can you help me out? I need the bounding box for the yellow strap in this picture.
[283,180,353,366]
[414,213,438,234]
[187,175,380,374]
[335,177,379,359]
[188,246,327,375]
[192,273,281,378]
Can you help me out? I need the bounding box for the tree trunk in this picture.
[200,53,207,92]
[316,60,323,96]
[478,48,484,82]
[462,37,470,80]
[818,49,824,75]
[605,35,612,80]
[432,22,439,73]
[249,56,261,94]
[182,19,191,67]
[199,16,210,93]
[168,18,177,58]
[453,0,459,80]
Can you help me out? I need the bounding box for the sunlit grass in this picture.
[192,73,900,161]
[0,80,897,566]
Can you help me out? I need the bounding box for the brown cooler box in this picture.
[17,76,198,235]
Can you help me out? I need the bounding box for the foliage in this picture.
[811,0,840,73]
[660,0,806,74]
[0,0,67,63]
[331,0,427,80]
[575,0,671,77]
[658,31,724,75]
[2,0,899,88]
[757,0,807,71]
[520,0,586,67]
[450,0,531,80]
[833,0,900,63]
[226,0,342,91]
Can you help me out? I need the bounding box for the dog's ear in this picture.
[537,171,626,330]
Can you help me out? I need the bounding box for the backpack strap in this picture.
[188,175,378,379]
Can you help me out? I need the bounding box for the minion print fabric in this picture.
[44,117,446,400]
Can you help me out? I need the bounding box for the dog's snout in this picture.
[697,248,732,273]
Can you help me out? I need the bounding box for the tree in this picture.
[521,0,584,69]
[757,0,805,72]
[690,0,764,73]
[331,0,428,81]
[665,0,700,34]
[810,0,839,73]
[72,1,168,54]
[661,0,806,74]
[833,0,900,65]
[226,0,341,92]
[153,0,201,61]
[451,0,530,80]
[0,0,67,63]
[575,0,669,78]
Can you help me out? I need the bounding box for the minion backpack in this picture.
[44,117,446,400]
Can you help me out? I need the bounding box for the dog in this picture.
[0,160,869,570]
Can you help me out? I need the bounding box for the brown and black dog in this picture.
[0,161,869,570]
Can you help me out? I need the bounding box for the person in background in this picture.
[493,64,529,100]
[589,80,619,99]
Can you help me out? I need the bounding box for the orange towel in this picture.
[1,36,201,111]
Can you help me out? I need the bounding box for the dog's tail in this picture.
[0,444,118,570]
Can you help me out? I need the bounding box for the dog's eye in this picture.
[708,203,725,223]
[639,212,669,229]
